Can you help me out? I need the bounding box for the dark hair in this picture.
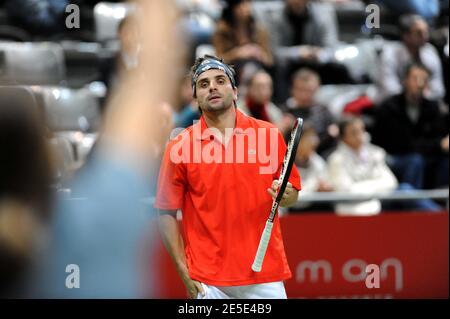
[190,54,236,98]
[221,0,256,40]
[0,87,53,218]
[399,14,426,35]
[190,55,237,114]
[401,62,431,80]
[338,115,363,139]
[291,68,321,86]
[244,70,271,91]
[222,0,251,23]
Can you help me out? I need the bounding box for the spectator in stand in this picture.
[237,70,294,135]
[292,122,333,212]
[212,0,273,85]
[372,63,449,190]
[328,116,399,216]
[267,0,354,102]
[329,116,442,216]
[376,14,445,103]
[282,68,339,157]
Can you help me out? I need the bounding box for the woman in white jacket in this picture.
[327,116,398,216]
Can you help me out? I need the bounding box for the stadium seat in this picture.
[314,83,375,118]
[60,41,105,88]
[31,86,100,132]
[0,85,80,183]
[331,38,382,83]
[32,85,100,164]
[195,44,216,59]
[49,135,76,183]
[94,2,134,43]
[0,41,66,85]
[54,131,97,167]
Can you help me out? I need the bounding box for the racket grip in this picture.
[251,221,274,272]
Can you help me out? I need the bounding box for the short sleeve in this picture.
[154,141,187,210]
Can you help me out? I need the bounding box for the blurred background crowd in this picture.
[0,0,448,298]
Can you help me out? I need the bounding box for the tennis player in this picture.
[155,55,301,299]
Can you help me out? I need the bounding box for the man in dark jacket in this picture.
[372,63,448,189]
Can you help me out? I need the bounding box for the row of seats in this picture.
[0,0,412,89]
[0,1,132,42]
[0,1,401,43]
[0,85,100,184]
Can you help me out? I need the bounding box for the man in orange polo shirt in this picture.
[155,55,301,299]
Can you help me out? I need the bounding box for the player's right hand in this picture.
[184,277,205,299]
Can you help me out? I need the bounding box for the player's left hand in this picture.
[267,180,296,207]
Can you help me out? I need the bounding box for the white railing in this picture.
[292,188,449,210]
[60,188,449,211]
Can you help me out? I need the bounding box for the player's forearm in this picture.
[158,212,190,280]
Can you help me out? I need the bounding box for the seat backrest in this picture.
[49,134,76,181]
[34,86,100,132]
[0,41,65,85]
[94,2,134,42]
[195,44,216,59]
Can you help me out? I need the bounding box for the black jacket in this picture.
[372,93,448,156]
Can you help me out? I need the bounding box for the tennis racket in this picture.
[252,117,303,272]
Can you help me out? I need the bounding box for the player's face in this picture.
[195,69,237,113]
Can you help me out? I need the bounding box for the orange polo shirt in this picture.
[155,109,301,286]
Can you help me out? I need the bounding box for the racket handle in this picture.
[252,221,274,272]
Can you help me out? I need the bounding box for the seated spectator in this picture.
[372,63,449,190]
[212,0,273,85]
[376,14,445,102]
[328,116,399,216]
[282,68,339,156]
[267,0,353,102]
[292,122,333,212]
[237,70,293,135]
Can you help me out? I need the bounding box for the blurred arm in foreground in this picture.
[24,0,184,298]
